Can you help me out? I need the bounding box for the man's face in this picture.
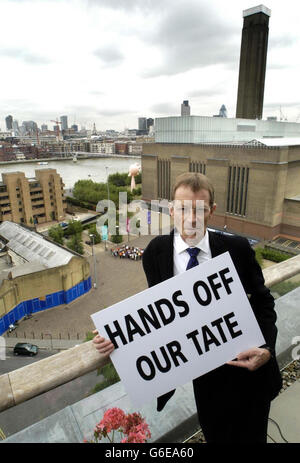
[170,186,216,245]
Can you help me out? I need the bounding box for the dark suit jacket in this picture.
[142,230,282,411]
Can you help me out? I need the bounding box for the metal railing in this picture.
[1,253,300,413]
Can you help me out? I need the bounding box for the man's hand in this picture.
[227,347,271,371]
[92,330,115,357]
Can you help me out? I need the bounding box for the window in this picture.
[189,162,206,174]
[157,159,171,200]
[226,166,249,216]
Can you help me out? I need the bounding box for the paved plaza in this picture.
[7,234,154,341]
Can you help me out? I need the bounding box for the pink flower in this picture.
[85,408,151,443]
[96,407,126,434]
[123,412,143,434]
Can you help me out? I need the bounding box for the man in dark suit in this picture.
[93,172,282,443]
[141,172,282,443]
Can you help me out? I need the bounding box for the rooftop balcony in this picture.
[1,253,300,443]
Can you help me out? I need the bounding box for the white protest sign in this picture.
[91,252,265,408]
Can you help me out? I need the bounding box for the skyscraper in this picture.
[236,5,271,120]
[219,105,227,118]
[5,115,13,130]
[181,100,190,116]
[138,117,147,131]
[60,115,68,131]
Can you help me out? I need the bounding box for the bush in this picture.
[132,186,142,196]
[48,225,64,245]
[255,248,263,267]
[256,247,291,263]
[88,224,101,244]
[110,233,123,244]
[65,219,83,237]
[270,280,300,297]
[108,172,130,187]
[67,234,84,255]
[90,363,120,394]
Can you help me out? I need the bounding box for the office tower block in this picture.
[12,120,19,134]
[5,115,13,130]
[147,118,154,130]
[138,117,147,131]
[60,115,68,131]
[219,104,227,118]
[236,5,271,120]
[181,100,190,116]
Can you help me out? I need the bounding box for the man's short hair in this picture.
[172,172,215,207]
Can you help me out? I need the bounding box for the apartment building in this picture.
[0,169,67,226]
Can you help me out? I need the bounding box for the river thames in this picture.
[0,157,140,189]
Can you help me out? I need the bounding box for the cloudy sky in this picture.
[1,0,300,131]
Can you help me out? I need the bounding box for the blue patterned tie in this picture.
[186,247,200,270]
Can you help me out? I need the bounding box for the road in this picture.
[0,347,104,439]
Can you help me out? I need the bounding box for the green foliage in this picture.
[135,172,142,184]
[261,248,291,262]
[67,234,84,255]
[72,173,141,210]
[255,247,291,264]
[270,280,300,297]
[132,186,142,196]
[84,332,94,342]
[88,224,101,244]
[110,232,123,244]
[108,172,130,187]
[73,179,109,204]
[255,248,263,267]
[48,225,64,245]
[66,196,96,211]
[65,219,83,237]
[91,363,120,394]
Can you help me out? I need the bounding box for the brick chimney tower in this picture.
[236,5,271,120]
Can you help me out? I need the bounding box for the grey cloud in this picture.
[89,90,104,96]
[269,35,298,49]
[0,48,51,65]
[97,108,137,116]
[150,102,179,115]
[188,85,226,99]
[264,101,300,110]
[86,0,166,11]
[141,1,239,77]
[94,46,124,66]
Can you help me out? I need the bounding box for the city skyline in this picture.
[1,0,300,131]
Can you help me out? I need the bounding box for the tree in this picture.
[66,219,83,237]
[88,224,101,244]
[108,172,129,187]
[67,234,84,255]
[48,225,64,245]
[110,231,123,244]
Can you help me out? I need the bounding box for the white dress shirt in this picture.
[173,229,212,275]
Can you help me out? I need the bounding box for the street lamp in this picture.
[89,234,97,289]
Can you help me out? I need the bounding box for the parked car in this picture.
[13,343,39,357]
